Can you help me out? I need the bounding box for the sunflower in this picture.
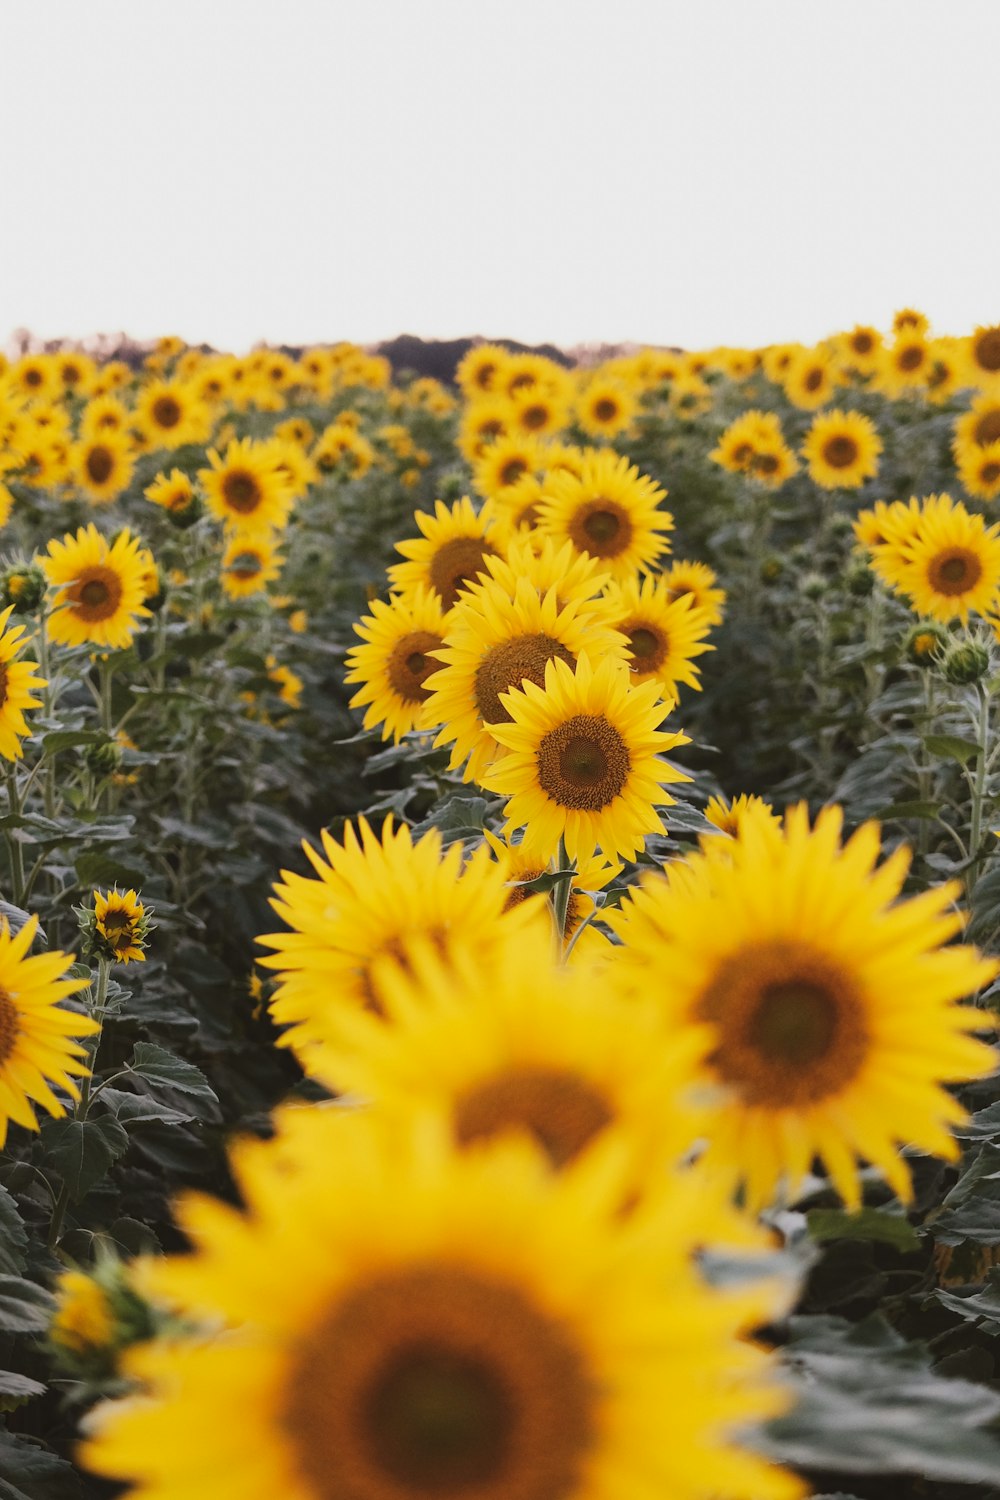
[482,654,689,865]
[663,559,727,626]
[0,915,95,1149]
[925,341,966,404]
[9,354,55,402]
[852,496,924,552]
[703,793,782,842]
[312,422,375,478]
[477,535,613,615]
[473,434,543,501]
[601,574,714,702]
[456,342,511,397]
[81,395,129,438]
[424,577,628,784]
[94,888,150,964]
[966,325,1000,387]
[0,606,46,760]
[257,817,545,1074]
[783,348,838,409]
[869,493,1000,623]
[71,431,135,505]
[575,377,636,439]
[267,657,303,710]
[747,438,798,488]
[344,586,448,743]
[955,395,1000,457]
[709,412,784,475]
[536,450,672,581]
[457,397,511,464]
[388,497,502,614]
[801,409,882,489]
[893,307,930,338]
[609,803,998,1211]
[878,334,931,396]
[80,1109,799,1500]
[221,534,283,599]
[324,929,712,1182]
[837,325,882,376]
[56,351,97,395]
[199,439,295,535]
[482,831,620,959]
[44,525,152,650]
[144,468,198,519]
[957,440,1000,503]
[487,475,548,547]
[136,379,209,450]
[509,385,569,439]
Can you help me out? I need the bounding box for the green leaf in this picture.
[0,1369,45,1400]
[39,1115,129,1201]
[129,1043,219,1112]
[933,1269,1000,1332]
[875,800,941,821]
[99,1087,195,1127]
[0,1184,28,1274]
[40,729,105,755]
[923,733,982,767]
[807,1207,920,1253]
[0,1276,54,1334]
[0,1430,85,1500]
[74,850,148,890]
[931,1142,1000,1244]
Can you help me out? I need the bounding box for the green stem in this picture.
[99,656,115,736]
[48,958,111,1250]
[550,838,574,955]
[968,683,991,889]
[4,765,25,907]
[916,672,936,861]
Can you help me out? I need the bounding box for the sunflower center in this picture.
[975,329,1000,373]
[229,551,263,580]
[804,368,823,392]
[85,446,114,485]
[928,547,982,596]
[222,470,263,513]
[455,1067,613,1167]
[428,537,500,610]
[474,635,576,725]
[152,395,182,429]
[569,501,632,559]
[100,910,134,950]
[592,398,618,423]
[73,568,123,621]
[520,404,548,431]
[474,363,496,390]
[752,452,779,476]
[696,941,869,1107]
[24,368,43,388]
[500,458,528,488]
[282,1266,592,1500]
[822,435,859,469]
[898,345,924,372]
[387,630,444,703]
[623,622,666,672]
[852,332,873,354]
[0,987,17,1063]
[537,714,631,810]
[973,411,1000,445]
[0,662,8,710]
[982,463,1000,485]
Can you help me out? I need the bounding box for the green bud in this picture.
[759,555,784,583]
[845,561,876,597]
[800,571,827,600]
[83,737,123,776]
[0,562,46,613]
[942,641,991,686]
[903,621,949,668]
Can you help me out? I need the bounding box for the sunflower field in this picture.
[3,318,1000,1498]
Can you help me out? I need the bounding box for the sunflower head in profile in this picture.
[44,525,152,651]
[0,915,95,1149]
[536,450,673,582]
[662,558,727,626]
[957,439,1000,503]
[482,653,690,866]
[199,438,295,535]
[610,802,998,1211]
[802,409,882,490]
[345,585,448,743]
[869,492,1000,624]
[388,497,503,615]
[893,307,930,338]
[221,534,282,600]
[72,431,135,506]
[0,605,46,761]
[144,469,201,525]
[602,573,714,702]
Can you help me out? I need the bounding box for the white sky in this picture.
[1,0,997,355]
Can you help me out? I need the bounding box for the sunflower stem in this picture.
[98,656,115,736]
[967,682,992,889]
[551,838,573,952]
[4,765,25,907]
[47,959,111,1251]
[36,606,58,820]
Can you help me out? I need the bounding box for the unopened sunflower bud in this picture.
[759,555,784,583]
[904,621,949,668]
[942,640,991,686]
[800,571,827,600]
[49,1258,157,1382]
[0,562,46,614]
[83,736,123,776]
[845,560,876,596]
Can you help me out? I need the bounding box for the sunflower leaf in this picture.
[0,1185,28,1275]
[0,1276,54,1335]
[923,733,982,767]
[807,1207,920,1253]
[39,1116,129,1202]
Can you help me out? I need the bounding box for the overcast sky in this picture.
[1,0,997,354]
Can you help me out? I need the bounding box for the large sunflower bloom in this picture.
[662,559,727,626]
[536,450,673,581]
[869,493,1000,624]
[0,916,95,1148]
[424,577,628,784]
[0,605,46,760]
[482,654,690,865]
[601,574,714,702]
[44,525,151,650]
[801,409,882,489]
[608,803,998,1211]
[199,439,295,535]
[388,497,502,614]
[344,586,448,743]
[80,1110,800,1500]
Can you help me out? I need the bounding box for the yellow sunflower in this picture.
[609,803,998,1211]
[487,475,548,548]
[966,325,1000,387]
[0,915,95,1148]
[710,412,784,475]
[703,793,782,843]
[344,586,448,743]
[476,535,613,615]
[837,325,883,376]
[257,817,545,1076]
[312,422,375,478]
[426,578,627,784]
[482,654,690,865]
[801,409,882,489]
[221,534,283,599]
[575,376,637,439]
[877,334,931,396]
[44,525,152,650]
[536,450,673,581]
[144,468,198,519]
[853,496,924,552]
[94,888,150,964]
[869,493,1000,623]
[955,395,1000,451]
[663,559,727,626]
[80,1110,800,1500]
[199,439,295,535]
[509,385,570,439]
[482,830,620,960]
[925,341,966,404]
[0,606,46,760]
[55,351,97,396]
[601,574,714,702]
[893,307,930,338]
[388,497,502,614]
[80,395,130,439]
[457,397,511,464]
[473,433,543,502]
[455,341,511,397]
[783,348,838,409]
[136,379,209,450]
[9,354,56,402]
[71,431,135,505]
[746,438,798,488]
[958,440,1000,503]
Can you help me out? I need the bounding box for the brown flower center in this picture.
[623,622,666,672]
[536,714,631,810]
[696,941,870,1107]
[281,1266,593,1500]
[0,988,18,1064]
[0,662,8,710]
[427,536,500,610]
[85,445,115,485]
[100,909,134,950]
[455,1067,613,1167]
[973,411,1000,446]
[568,500,632,560]
[803,367,824,392]
[71,567,123,622]
[520,404,548,432]
[752,452,779,476]
[593,398,619,424]
[897,345,925,372]
[474,635,575,724]
[928,546,983,596]
[982,463,1000,486]
[974,328,1000,373]
[852,332,873,354]
[822,434,859,469]
[222,469,263,514]
[474,362,497,390]
[24,367,43,388]
[228,551,264,581]
[387,630,444,703]
[499,458,529,488]
[151,395,182,429]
